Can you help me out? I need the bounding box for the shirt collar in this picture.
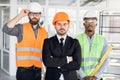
[29,22,40,30]
[85,33,95,41]
[56,34,67,43]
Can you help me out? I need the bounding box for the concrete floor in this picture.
[0,68,120,80]
[0,69,16,80]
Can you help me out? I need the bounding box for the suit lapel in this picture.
[63,36,71,55]
[53,35,59,45]
[53,35,72,56]
[53,35,63,53]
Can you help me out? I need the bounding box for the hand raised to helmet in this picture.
[19,9,30,18]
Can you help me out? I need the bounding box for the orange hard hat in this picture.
[52,12,70,25]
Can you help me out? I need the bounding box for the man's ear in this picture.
[83,23,85,26]
[96,24,97,26]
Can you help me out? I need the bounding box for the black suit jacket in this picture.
[42,35,81,80]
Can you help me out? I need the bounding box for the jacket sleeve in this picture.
[77,68,87,79]
[42,39,67,67]
[61,39,82,71]
[2,24,23,42]
[2,24,22,37]
[95,57,109,79]
[95,39,109,79]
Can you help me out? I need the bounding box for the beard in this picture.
[87,30,93,32]
[57,29,66,36]
[29,17,39,25]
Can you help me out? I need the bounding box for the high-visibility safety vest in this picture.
[16,23,47,68]
[76,33,104,75]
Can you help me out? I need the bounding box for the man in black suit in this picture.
[42,12,82,80]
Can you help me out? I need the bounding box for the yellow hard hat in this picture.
[52,12,70,25]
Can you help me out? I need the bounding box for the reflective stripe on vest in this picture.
[16,56,42,61]
[16,47,42,61]
[76,33,104,75]
[82,57,100,62]
[16,47,42,53]
[81,65,96,70]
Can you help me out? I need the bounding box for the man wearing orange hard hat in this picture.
[52,12,70,25]
[42,12,82,80]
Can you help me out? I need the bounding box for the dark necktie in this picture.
[60,38,64,47]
